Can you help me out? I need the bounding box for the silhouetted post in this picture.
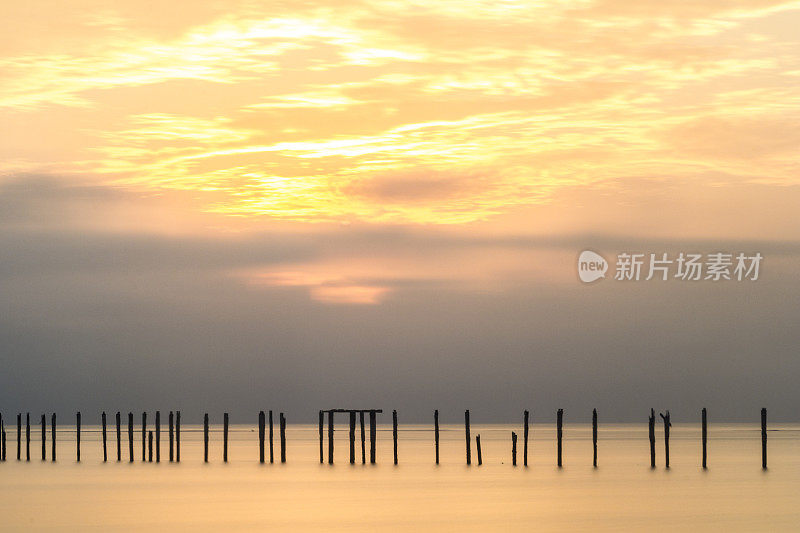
[203,413,209,463]
[76,412,81,462]
[465,410,471,465]
[1,423,5,461]
[660,411,671,468]
[16,413,21,461]
[51,413,56,462]
[128,412,134,462]
[512,431,517,466]
[223,413,229,463]
[41,414,46,460]
[593,408,598,468]
[259,411,265,464]
[350,411,356,464]
[701,408,707,469]
[649,408,656,468]
[269,410,273,464]
[392,410,398,465]
[360,411,366,464]
[155,411,161,463]
[523,410,529,467]
[476,435,482,466]
[761,408,767,469]
[168,411,174,462]
[148,431,153,462]
[176,411,181,463]
[318,410,324,464]
[279,413,286,463]
[141,412,146,462]
[434,410,440,465]
[116,412,121,461]
[328,411,335,464]
[557,409,563,467]
[369,410,376,464]
[26,413,30,461]
[100,412,106,462]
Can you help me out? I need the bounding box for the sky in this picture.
[1,0,799,423]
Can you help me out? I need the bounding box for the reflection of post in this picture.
[512,432,517,466]
[476,435,482,466]
[349,411,356,464]
[392,410,398,465]
[592,409,598,468]
[465,410,471,465]
[318,410,324,464]
[434,410,439,465]
[556,409,563,467]
[648,408,656,468]
[761,408,767,469]
[360,412,366,464]
[369,411,376,464]
[328,411,334,465]
[279,413,286,463]
[659,410,671,468]
[701,408,707,469]
[523,410,529,467]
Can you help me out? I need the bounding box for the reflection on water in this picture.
[1,423,800,531]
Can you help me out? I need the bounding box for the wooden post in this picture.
[204,413,209,463]
[259,411,265,464]
[318,410,324,464]
[76,411,81,462]
[141,412,146,462]
[434,410,440,465]
[223,412,229,463]
[148,431,153,462]
[360,411,366,464]
[51,413,56,462]
[369,410,376,464]
[26,412,30,461]
[476,435,482,466]
[128,412,134,463]
[155,411,160,463]
[523,410,529,467]
[169,411,174,462]
[660,410,671,468]
[328,411,334,465]
[102,412,107,462]
[349,411,356,464]
[116,412,121,462]
[465,410,471,465]
[392,410,398,465]
[41,414,46,460]
[512,431,517,466]
[1,423,5,461]
[557,409,563,467]
[761,408,767,469]
[592,408,598,468]
[176,411,181,463]
[17,413,21,461]
[649,408,656,468]
[269,410,274,464]
[701,408,707,469]
[280,413,286,463]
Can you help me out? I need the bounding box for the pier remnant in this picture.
[761,408,767,469]
[116,412,121,462]
[328,411,334,464]
[660,411,671,468]
[169,411,174,462]
[155,411,161,463]
[76,412,81,462]
[701,408,707,469]
[52,413,57,462]
[557,409,563,467]
[102,412,107,462]
[649,409,656,468]
[369,411,377,464]
[223,412,229,463]
[465,410,471,465]
[204,413,209,463]
[259,411,265,464]
[434,410,440,465]
[350,411,356,464]
[128,412,134,462]
[512,431,517,466]
[523,410,529,467]
[148,431,153,462]
[593,408,598,468]
[318,411,324,464]
[280,413,286,463]
[176,411,181,463]
[269,410,273,464]
[392,410,398,465]
[41,414,46,461]
[360,412,366,464]
[476,435,482,466]
[142,412,146,462]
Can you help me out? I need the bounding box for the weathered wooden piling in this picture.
[523,410,529,467]
[465,410,471,465]
[328,410,334,464]
[392,410,398,465]
[148,431,153,462]
[41,414,46,460]
[168,411,174,462]
[1,422,5,461]
[349,411,356,464]
[51,413,56,462]
[434,410,440,465]
[176,411,181,463]
[593,408,598,468]
[660,411,671,468]
[26,413,30,461]
[761,408,767,469]
[203,413,209,463]
[155,411,161,463]
[476,435,482,466]
[268,410,273,464]
[648,408,656,468]
[360,411,366,464]
[76,412,81,462]
[557,409,564,467]
[16,413,21,461]
[369,410,376,464]
[128,412,134,462]
[141,412,147,462]
[318,410,324,464]
[102,412,107,462]
[701,408,707,469]
[116,412,121,462]
[280,413,286,463]
[512,431,517,466]
[223,412,229,463]
[259,411,266,464]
